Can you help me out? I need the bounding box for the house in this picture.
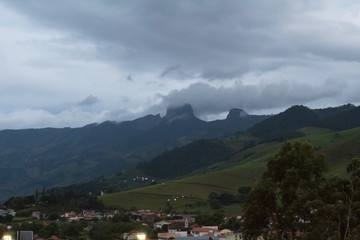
[62,211,76,218]
[127,209,166,222]
[225,231,243,240]
[191,228,216,237]
[127,211,142,222]
[167,230,187,237]
[103,211,116,219]
[154,220,171,229]
[7,209,16,216]
[82,210,102,220]
[1,209,16,217]
[0,209,6,216]
[61,211,84,222]
[32,211,41,220]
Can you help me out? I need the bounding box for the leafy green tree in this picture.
[14,221,43,234]
[196,210,225,226]
[243,142,360,240]
[59,222,81,240]
[243,142,327,239]
[0,214,13,223]
[209,199,221,209]
[208,192,221,209]
[90,221,143,240]
[221,217,241,231]
[39,222,59,239]
[48,212,60,220]
[218,193,235,205]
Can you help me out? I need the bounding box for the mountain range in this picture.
[50,103,360,204]
[2,103,360,204]
[96,103,360,212]
[0,104,267,202]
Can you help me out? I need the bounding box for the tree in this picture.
[208,192,221,209]
[39,222,59,238]
[0,214,13,224]
[196,211,225,226]
[343,158,360,239]
[243,142,327,239]
[221,217,241,231]
[243,142,360,240]
[60,223,81,240]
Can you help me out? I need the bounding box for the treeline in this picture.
[4,189,104,213]
[207,187,251,209]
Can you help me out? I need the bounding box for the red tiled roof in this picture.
[192,228,214,232]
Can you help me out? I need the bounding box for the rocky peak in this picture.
[164,104,195,121]
[226,108,249,120]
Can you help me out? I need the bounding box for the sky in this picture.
[1,0,360,130]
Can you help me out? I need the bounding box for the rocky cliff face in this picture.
[163,104,195,122]
[226,108,249,120]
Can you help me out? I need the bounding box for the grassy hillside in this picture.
[100,126,360,213]
[100,161,267,214]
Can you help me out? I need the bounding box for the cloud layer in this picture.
[1,0,360,129]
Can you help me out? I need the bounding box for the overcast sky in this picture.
[1,0,360,130]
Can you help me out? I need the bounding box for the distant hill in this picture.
[0,104,267,203]
[247,105,319,140]
[247,104,358,140]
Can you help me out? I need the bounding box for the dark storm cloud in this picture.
[159,79,347,115]
[5,0,358,80]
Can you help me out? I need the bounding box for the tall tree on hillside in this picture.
[242,142,327,239]
[243,142,360,240]
[303,159,360,240]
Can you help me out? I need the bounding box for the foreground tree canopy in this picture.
[243,141,360,240]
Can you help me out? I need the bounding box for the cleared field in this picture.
[100,161,267,212]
